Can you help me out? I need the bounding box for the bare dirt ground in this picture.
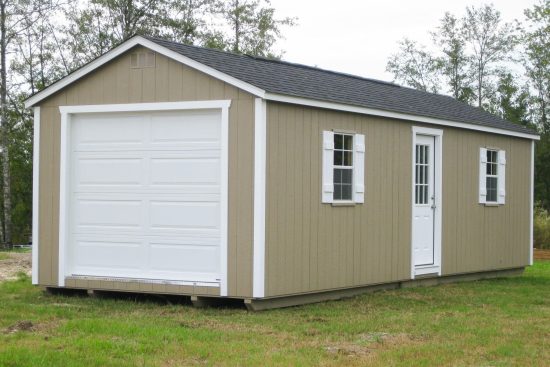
[0,252,31,281]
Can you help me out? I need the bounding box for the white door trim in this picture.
[411,126,443,278]
[253,98,267,298]
[32,107,41,285]
[58,100,231,297]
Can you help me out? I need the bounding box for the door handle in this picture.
[431,196,436,210]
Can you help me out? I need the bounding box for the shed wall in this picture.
[264,101,531,298]
[37,46,255,298]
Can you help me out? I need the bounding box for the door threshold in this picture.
[414,265,440,277]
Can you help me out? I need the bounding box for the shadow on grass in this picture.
[44,287,246,310]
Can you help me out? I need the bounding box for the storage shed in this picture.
[26,36,539,310]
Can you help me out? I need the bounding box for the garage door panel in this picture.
[149,242,219,275]
[150,158,220,186]
[149,201,220,230]
[150,111,220,145]
[71,239,143,271]
[74,199,144,230]
[73,114,146,149]
[74,157,144,187]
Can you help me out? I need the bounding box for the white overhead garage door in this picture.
[66,109,225,285]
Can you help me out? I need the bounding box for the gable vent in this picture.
[130,51,156,68]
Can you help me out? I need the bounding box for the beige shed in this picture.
[25,36,539,310]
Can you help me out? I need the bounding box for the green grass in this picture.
[0,253,9,260]
[0,247,31,254]
[1,262,549,367]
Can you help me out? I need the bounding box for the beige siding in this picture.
[264,102,532,298]
[265,102,413,297]
[441,127,531,275]
[37,46,255,298]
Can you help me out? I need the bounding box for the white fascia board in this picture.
[265,93,540,141]
[253,98,267,298]
[25,36,265,108]
[59,100,231,114]
[31,107,40,285]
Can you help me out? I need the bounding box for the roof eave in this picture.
[264,93,540,141]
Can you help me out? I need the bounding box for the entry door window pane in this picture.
[415,144,429,204]
[333,133,353,201]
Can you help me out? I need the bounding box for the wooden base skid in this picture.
[43,267,525,311]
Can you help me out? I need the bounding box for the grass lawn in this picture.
[0,262,549,367]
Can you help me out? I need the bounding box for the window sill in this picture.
[483,203,501,207]
[331,201,356,207]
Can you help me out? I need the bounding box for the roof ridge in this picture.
[144,35,400,89]
[246,54,400,88]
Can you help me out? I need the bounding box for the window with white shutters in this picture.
[322,130,365,204]
[479,147,506,205]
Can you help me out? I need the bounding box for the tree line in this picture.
[386,1,550,210]
[0,0,295,248]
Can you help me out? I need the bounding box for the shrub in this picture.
[534,203,550,249]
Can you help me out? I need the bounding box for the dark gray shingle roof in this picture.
[146,36,535,135]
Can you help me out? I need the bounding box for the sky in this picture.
[269,0,538,82]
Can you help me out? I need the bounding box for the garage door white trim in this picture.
[58,101,230,296]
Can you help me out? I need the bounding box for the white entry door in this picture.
[66,109,225,284]
[412,135,436,266]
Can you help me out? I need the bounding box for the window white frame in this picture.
[411,126,443,278]
[479,147,506,205]
[322,130,365,204]
[57,100,230,296]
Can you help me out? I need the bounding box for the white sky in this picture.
[270,0,538,82]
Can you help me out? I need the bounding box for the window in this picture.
[333,133,354,201]
[485,150,498,203]
[479,147,506,205]
[415,144,429,204]
[322,131,365,204]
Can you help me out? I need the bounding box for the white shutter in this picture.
[479,147,487,204]
[354,133,365,203]
[498,150,506,204]
[322,131,334,203]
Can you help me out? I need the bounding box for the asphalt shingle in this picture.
[146,36,536,135]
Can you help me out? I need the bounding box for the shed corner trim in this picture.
[253,98,267,298]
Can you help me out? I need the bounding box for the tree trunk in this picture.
[0,0,10,248]
[234,0,240,53]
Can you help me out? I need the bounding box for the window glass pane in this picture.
[334,151,343,166]
[334,168,342,183]
[344,135,353,150]
[343,151,353,166]
[422,166,429,184]
[423,186,428,204]
[334,184,342,200]
[342,169,352,184]
[342,184,352,200]
[486,177,498,202]
[334,134,343,149]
